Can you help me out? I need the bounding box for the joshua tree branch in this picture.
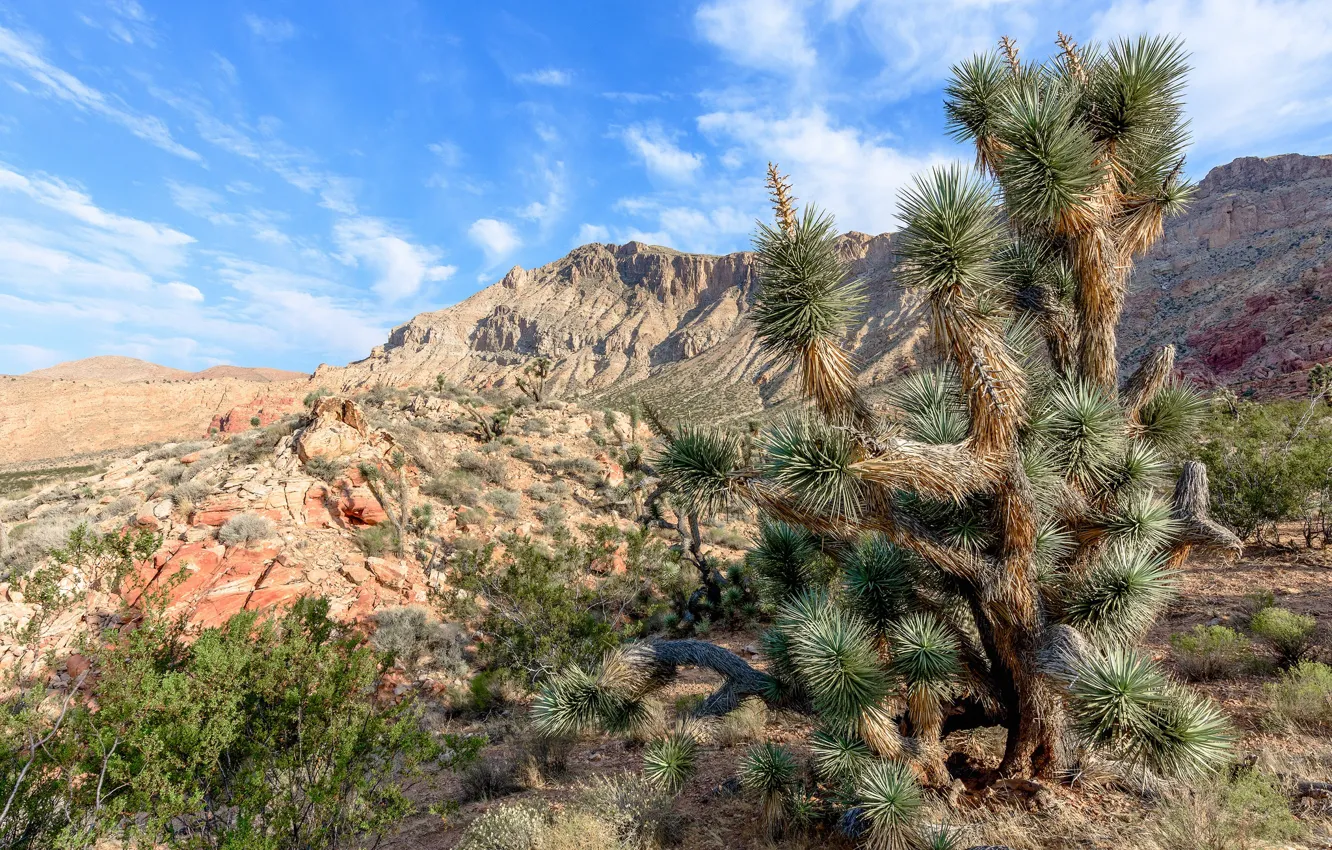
[640,640,776,715]
[1123,345,1176,422]
[1167,461,1242,566]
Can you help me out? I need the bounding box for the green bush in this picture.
[1197,400,1332,542]
[304,456,345,482]
[356,524,398,557]
[423,469,482,506]
[1169,625,1255,681]
[443,533,679,683]
[371,607,468,676]
[1249,607,1317,666]
[304,387,332,408]
[1264,661,1332,731]
[458,451,508,485]
[485,489,522,518]
[1,597,482,850]
[457,506,490,528]
[1149,769,1305,850]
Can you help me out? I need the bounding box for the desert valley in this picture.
[3,10,1332,850]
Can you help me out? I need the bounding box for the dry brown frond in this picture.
[1117,195,1167,259]
[853,438,1001,502]
[1122,345,1175,421]
[930,292,1028,455]
[859,700,910,759]
[1070,222,1130,392]
[765,161,798,238]
[998,35,1021,77]
[800,336,868,424]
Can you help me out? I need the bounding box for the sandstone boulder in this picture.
[295,397,371,462]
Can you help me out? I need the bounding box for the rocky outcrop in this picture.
[1120,153,1332,395]
[209,395,295,435]
[316,234,929,422]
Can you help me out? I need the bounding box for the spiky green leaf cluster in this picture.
[1062,546,1177,646]
[1067,649,1232,778]
[856,760,925,849]
[655,425,740,516]
[642,730,699,795]
[761,414,863,521]
[752,207,866,357]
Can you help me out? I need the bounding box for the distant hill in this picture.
[24,356,309,384]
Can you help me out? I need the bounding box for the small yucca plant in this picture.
[738,741,799,836]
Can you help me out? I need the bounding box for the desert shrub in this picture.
[304,387,332,408]
[1,597,481,850]
[304,456,345,483]
[457,804,548,850]
[522,416,553,436]
[1264,661,1332,731]
[457,506,490,528]
[1170,625,1255,681]
[1198,399,1332,543]
[145,441,208,462]
[459,752,523,802]
[704,524,750,550]
[1249,607,1317,666]
[1,512,85,578]
[371,607,468,676]
[458,451,508,485]
[100,495,139,518]
[485,489,522,518]
[228,421,292,464]
[423,470,482,506]
[356,524,398,557]
[169,477,215,505]
[576,773,679,848]
[527,481,554,501]
[553,456,602,486]
[155,461,193,486]
[508,735,572,788]
[1149,769,1305,850]
[444,537,631,682]
[218,513,274,547]
[537,504,567,528]
[716,697,767,747]
[509,444,533,460]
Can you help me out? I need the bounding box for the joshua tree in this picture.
[516,356,553,402]
[534,33,1241,845]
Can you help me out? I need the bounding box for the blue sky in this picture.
[1,0,1330,374]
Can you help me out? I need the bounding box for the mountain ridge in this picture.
[316,152,1332,419]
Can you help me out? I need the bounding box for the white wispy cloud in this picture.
[516,68,573,86]
[468,218,522,264]
[163,281,205,302]
[0,164,194,273]
[621,123,705,182]
[333,217,456,301]
[697,108,943,233]
[695,0,816,71]
[244,14,297,42]
[0,343,63,373]
[575,223,610,245]
[1093,0,1332,156]
[0,26,199,160]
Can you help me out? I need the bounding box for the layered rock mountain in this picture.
[318,234,929,423]
[320,153,1332,420]
[1119,153,1332,396]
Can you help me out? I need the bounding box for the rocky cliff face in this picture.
[317,234,928,422]
[1120,153,1332,395]
[323,153,1332,416]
